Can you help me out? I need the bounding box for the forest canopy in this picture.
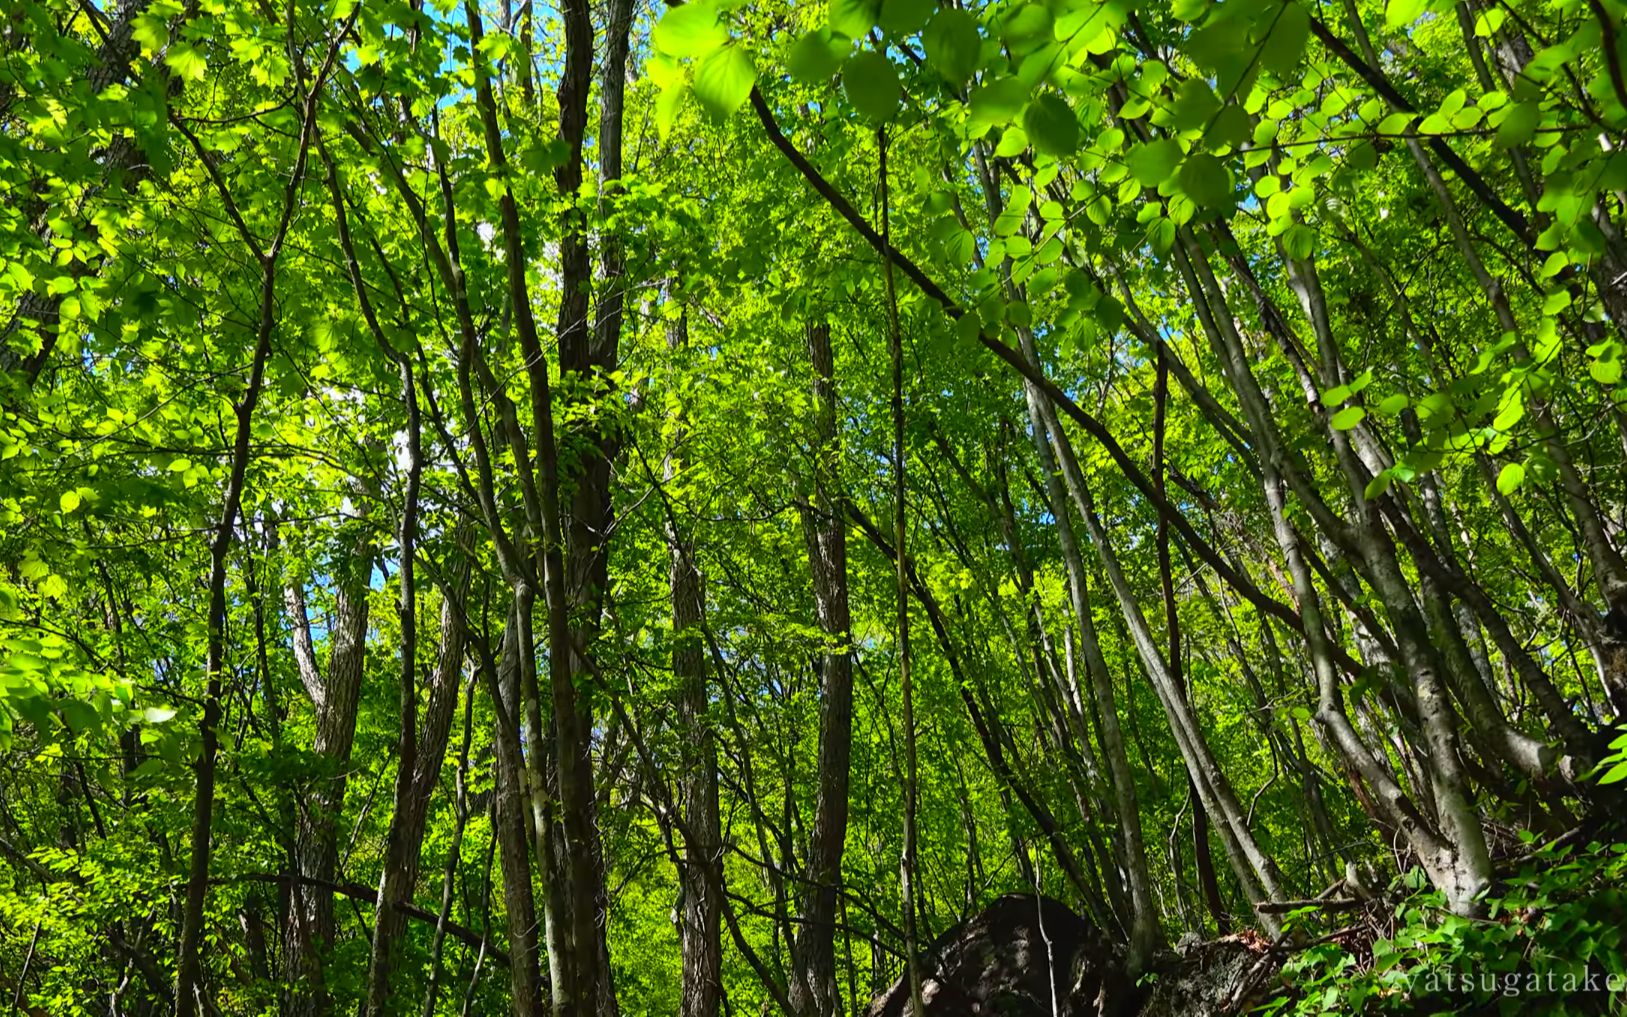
[3,0,1627,1013]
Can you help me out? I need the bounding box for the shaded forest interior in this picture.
[3,0,1627,1014]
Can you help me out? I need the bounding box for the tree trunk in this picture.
[364,563,471,1013]
[666,306,723,1017]
[282,551,371,1016]
[789,321,855,1017]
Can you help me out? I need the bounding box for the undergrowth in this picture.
[1258,825,1627,1015]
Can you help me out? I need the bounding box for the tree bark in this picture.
[665,306,723,1017]
[282,547,371,1016]
[364,564,471,1013]
[789,321,855,1017]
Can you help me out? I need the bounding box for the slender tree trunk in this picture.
[879,133,927,1017]
[789,321,854,1017]
[282,551,371,1016]
[664,306,724,1017]
[967,142,1163,967]
[172,24,349,1008]
[365,566,471,1012]
[487,614,546,1017]
[422,668,479,1017]
[1153,348,1230,935]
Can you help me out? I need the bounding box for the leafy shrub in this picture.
[1260,831,1627,1014]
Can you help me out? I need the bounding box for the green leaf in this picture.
[1601,761,1627,784]
[520,137,571,174]
[1282,223,1315,260]
[843,51,901,122]
[1126,139,1182,186]
[143,706,177,724]
[1023,94,1080,156]
[1496,462,1525,494]
[60,699,97,733]
[1376,111,1414,134]
[999,4,1053,50]
[164,42,208,82]
[969,76,1026,124]
[1186,18,1254,93]
[993,127,1029,157]
[693,45,756,121]
[956,311,982,344]
[879,0,934,36]
[653,4,726,58]
[132,13,169,55]
[1261,2,1310,77]
[789,31,845,82]
[1375,393,1408,416]
[59,490,81,514]
[1495,102,1541,148]
[1169,79,1222,132]
[830,0,881,39]
[1178,153,1233,208]
[654,81,686,137]
[1385,0,1426,29]
[924,10,982,85]
[1205,104,1252,149]
[1330,406,1365,430]
[1148,217,1177,253]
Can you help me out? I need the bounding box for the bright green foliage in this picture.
[3,0,1627,1012]
[1264,837,1627,1015]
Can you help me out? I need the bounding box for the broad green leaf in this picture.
[1178,153,1232,208]
[1385,0,1426,28]
[165,42,208,82]
[132,13,170,55]
[1377,111,1414,134]
[1330,406,1365,430]
[789,31,845,82]
[879,0,934,36]
[653,4,727,57]
[1126,139,1182,186]
[1375,393,1409,416]
[830,0,881,38]
[1261,2,1310,76]
[1205,104,1252,148]
[1282,223,1315,259]
[969,76,1027,124]
[654,81,686,136]
[994,127,1029,157]
[843,51,900,121]
[924,10,981,85]
[1023,94,1080,156]
[1496,462,1525,494]
[1169,79,1222,132]
[1000,4,1053,49]
[1495,102,1540,147]
[59,490,81,514]
[1589,357,1622,384]
[521,138,571,173]
[694,46,756,121]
